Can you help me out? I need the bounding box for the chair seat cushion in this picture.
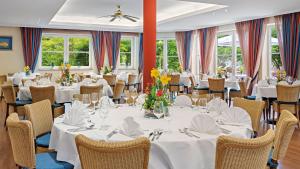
[15,99,32,106]
[245,96,256,100]
[36,132,51,147]
[36,152,74,169]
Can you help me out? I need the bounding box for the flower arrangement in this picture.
[23,66,31,75]
[216,66,226,78]
[273,69,286,82]
[56,63,73,85]
[143,68,171,112]
[100,66,112,75]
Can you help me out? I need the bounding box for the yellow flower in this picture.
[66,64,71,69]
[160,75,171,85]
[151,68,160,79]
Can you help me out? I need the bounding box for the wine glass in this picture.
[91,93,99,114]
[99,107,110,130]
[191,90,199,108]
[123,90,130,104]
[164,109,172,133]
[82,94,91,108]
[130,88,139,106]
[198,98,208,113]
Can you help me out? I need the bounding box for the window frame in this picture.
[38,33,93,70]
[118,36,135,69]
[156,38,178,71]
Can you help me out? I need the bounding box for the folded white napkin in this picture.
[219,107,252,126]
[190,114,221,134]
[81,78,93,85]
[97,78,108,86]
[120,116,144,137]
[99,96,115,107]
[207,98,229,114]
[174,95,192,107]
[63,100,86,126]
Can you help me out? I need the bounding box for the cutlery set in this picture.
[148,130,163,141]
[179,128,200,138]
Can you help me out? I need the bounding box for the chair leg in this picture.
[4,104,9,127]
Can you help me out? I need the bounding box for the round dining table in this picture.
[49,105,252,169]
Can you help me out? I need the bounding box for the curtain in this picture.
[235,18,267,93]
[104,32,121,70]
[275,13,300,78]
[198,27,218,74]
[91,31,106,69]
[138,33,144,73]
[175,31,193,71]
[21,27,42,72]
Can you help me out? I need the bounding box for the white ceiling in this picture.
[0,0,300,32]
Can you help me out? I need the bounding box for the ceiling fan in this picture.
[99,5,139,22]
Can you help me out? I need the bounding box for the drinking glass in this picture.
[99,107,110,130]
[130,88,139,106]
[123,90,130,104]
[164,110,172,133]
[198,98,208,113]
[91,93,99,114]
[191,90,199,108]
[82,94,91,108]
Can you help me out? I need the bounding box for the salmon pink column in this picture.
[143,0,156,90]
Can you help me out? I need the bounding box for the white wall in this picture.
[0,27,24,74]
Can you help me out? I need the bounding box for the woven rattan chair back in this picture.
[208,78,225,91]
[113,80,125,99]
[80,85,103,95]
[6,113,36,168]
[272,110,298,161]
[0,75,7,86]
[233,98,265,133]
[276,84,300,102]
[168,74,180,92]
[238,81,247,97]
[1,84,16,104]
[75,135,150,169]
[24,100,53,138]
[215,129,275,169]
[128,74,137,85]
[30,86,55,104]
[189,75,196,89]
[103,74,117,87]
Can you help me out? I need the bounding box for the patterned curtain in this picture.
[275,12,300,78]
[91,31,106,69]
[104,32,121,70]
[175,31,193,71]
[21,27,42,72]
[198,27,218,74]
[138,33,144,73]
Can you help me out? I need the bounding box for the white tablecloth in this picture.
[199,79,240,90]
[18,82,113,103]
[8,72,40,85]
[49,105,251,169]
[252,84,300,100]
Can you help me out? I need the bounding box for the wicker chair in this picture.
[215,129,275,169]
[190,75,208,95]
[168,74,181,93]
[233,97,265,137]
[272,84,300,125]
[268,110,298,169]
[80,85,103,95]
[6,113,73,169]
[137,73,143,92]
[75,134,150,169]
[126,74,138,90]
[29,86,64,118]
[24,100,53,149]
[103,74,117,88]
[1,84,32,126]
[0,74,7,100]
[208,78,225,99]
[113,80,125,103]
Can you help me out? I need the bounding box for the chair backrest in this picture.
[174,95,192,107]
[24,100,53,138]
[128,74,137,85]
[113,80,125,99]
[272,110,298,161]
[276,84,300,102]
[238,81,247,97]
[233,97,265,133]
[208,78,225,91]
[30,86,55,104]
[80,85,103,95]
[103,74,117,86]
[169,74,180,84]
[6,113,36,168]
[0,74,7,85]
[215,129,275,169]
[75,135,150,169]
[1,84,16,104]
[189,75,196,88]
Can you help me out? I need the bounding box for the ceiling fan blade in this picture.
[123,15,139,20]
[110,16,117,22]
[123,15,137,22]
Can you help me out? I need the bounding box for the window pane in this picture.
[156,40,164,69]
[217,34,232,70]
[167,40,180,71]
[120,39,132,67]
[69,52,89,66]
[236,36,244,75]
[270,26,282,71]
[69,37,90,66]
[41,36,64,66]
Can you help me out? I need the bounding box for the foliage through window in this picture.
[120,38,132,67]
[156,39,179,71]
[156,40,164,69]
[40,34,91,68]
[270,25,281,71]
[167,40,180,71]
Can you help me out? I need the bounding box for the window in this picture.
[167,40,180,71]
[216,32,244,76]
[156,40,164,69]
[119,37,133,68]
[40,34,91,69]
[269,25,281,75]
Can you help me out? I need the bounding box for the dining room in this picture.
[0,0,300,169]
